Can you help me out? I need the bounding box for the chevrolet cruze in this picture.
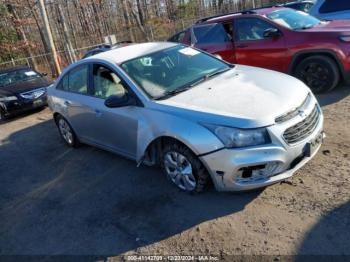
[48,42,324,193]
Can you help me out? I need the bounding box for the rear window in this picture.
[319,0,350,13]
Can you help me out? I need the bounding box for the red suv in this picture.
[169,7,350,93]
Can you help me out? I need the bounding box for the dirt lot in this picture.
[0,85,349,259]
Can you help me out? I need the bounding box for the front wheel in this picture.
[294,55,340,93]
[161,143,209,193]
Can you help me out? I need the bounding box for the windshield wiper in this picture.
[154,67,231,100]
[189,67,231,87]
[154,86,193,100]
[208,67,231,78]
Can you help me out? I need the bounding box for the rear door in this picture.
[233,17,287,72]
[191,23,236,63]
[55,64,99,141]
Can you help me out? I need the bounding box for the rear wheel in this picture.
[294,55,340,93]
[161,142,209,193]
[56,115,79,147]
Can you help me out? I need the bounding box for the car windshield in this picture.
[267,9,322,30]
[0,69,41,87]
[121,45,231,99]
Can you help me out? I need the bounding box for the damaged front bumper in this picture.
[200,119,324,192]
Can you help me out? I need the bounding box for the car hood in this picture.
[0,77,52,96]
[154,65,310,128]
[306,20,350,32]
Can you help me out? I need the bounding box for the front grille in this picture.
[283,105,320,144]
[20,87,46,100]
[275,93,310,123]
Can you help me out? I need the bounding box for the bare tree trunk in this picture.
[121,0,135,42]
[57,3,77,63]
[127,0,150,41]
[6,3,37,69]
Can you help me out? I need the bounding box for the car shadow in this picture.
[0,119,260,255]
[0,107,47,125]
[297,201,350,259]
[316,84,350,107]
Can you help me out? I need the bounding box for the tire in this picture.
[0,109,7,122]
[161,142,209,193]
[294,55,340,93]
[55,115,79,147]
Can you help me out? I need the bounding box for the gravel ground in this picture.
[0,85,349,259]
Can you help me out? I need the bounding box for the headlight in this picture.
[203,124,271,148]
[0,96,17,102]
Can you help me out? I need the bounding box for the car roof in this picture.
[284,0,314,4]
[90,42,179,64]
[199,6,290,24]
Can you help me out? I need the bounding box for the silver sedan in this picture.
[48,42,324,192]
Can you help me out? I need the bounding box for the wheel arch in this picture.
[53,112,61,125]
[288,49,344,79]
[142,135,214,188]
[141,135,201,166]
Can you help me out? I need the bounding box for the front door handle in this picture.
[237,44,248,48]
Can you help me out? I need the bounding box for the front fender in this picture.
[136,109,224,162]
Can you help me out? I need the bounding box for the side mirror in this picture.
[104,92,135,108]
[263,28,281,38]
[41,72,48,76]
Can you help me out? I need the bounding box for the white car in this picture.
[309,0,350,20]
[48,42,324,192]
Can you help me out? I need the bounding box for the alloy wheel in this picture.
[163,151,196,191]
[58,118,73,144]
[299,62,331,92]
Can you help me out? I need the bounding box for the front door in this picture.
[234,17,287,72]
[88,63,140,159]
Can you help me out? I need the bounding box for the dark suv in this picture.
[82,41,132,59]
[282,1,314,13]
[169,7,350,93]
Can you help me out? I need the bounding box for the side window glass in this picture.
[223,22,234,41]
[93,64,126,99]
[193,23,230,44]
[235,18,276,41]
[56,74,69,91]
[303,3,313,12]
[169,31,185,43]
[68,65,88,94]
